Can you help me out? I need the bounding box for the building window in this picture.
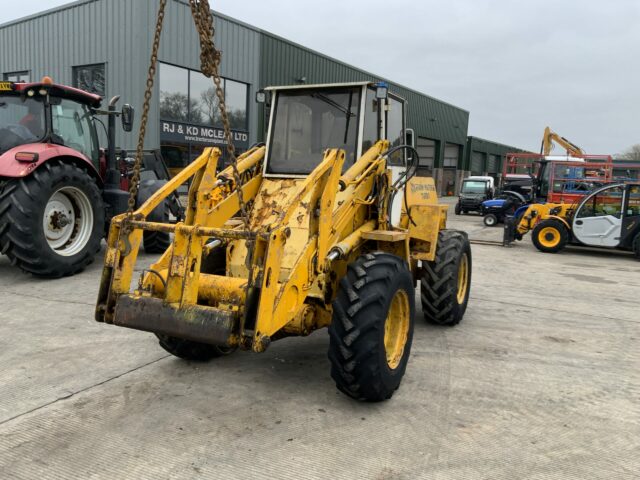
[159,63,189,122]
[159,62,248,130]
[3,71,30,83]
[73,63,106,96]
[159,62,250,174]
[224,79,247,130]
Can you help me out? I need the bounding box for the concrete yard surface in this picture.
[0,200,638,479]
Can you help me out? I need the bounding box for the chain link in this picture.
[127,0,167,214]
[188,0,250,231]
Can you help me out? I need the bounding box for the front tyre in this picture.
[0,161,104,277]
[532,219,568,253]
[483,213,498,227]
[156,244,237,360]
[328,252,415,402]
[421,230,472,326]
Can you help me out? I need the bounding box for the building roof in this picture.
[0,0,468,114]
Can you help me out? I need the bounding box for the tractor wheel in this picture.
[454,203,461,215]
[532,219,568,253]
[420,230,471,326]
[632,233,640,260]
[328,252,415,402]
[156,244,236,360]
[0,161,104,277]
[143,204,171,254]
[483,213,498,227]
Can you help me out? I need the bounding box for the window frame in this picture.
[263,85,365,179]
[3,71,30,83]
[72,63,106,96]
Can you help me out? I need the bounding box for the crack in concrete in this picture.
[0,289,95,306]
[0,355,170,427]
[470,295,640,325]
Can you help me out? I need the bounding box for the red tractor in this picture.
[0,77,179,277]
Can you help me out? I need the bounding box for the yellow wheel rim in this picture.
[456,253,469,304]
[538,226,561,248]
[383,290,410,370]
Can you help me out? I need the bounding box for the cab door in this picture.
[385,94,406,227]
[572,184,625,247]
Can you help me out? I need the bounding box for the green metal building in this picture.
[0,0,525,195]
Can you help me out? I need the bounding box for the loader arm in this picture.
[95,146,265,323]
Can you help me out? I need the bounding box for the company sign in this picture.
[160,120,249,148]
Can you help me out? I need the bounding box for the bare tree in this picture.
[618,144,640,161]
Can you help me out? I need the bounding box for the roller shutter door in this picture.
[416,137,435,168]
[444,143,460,168]
[487,154,500,173]
[471,151,485,175]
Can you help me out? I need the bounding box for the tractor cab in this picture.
[571,183,640,249]
[0,78,104,167]
[0,78,134,174]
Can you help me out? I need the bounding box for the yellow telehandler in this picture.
[95,81,472,401]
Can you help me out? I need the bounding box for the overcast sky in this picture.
[2,0,639,153]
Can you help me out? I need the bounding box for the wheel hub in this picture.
[456,253,469,304]
[42,187,94,256]
[383,290,410,370]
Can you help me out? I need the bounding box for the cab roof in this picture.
[8,81,102,108]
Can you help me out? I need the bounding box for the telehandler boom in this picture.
[96,81,472,401]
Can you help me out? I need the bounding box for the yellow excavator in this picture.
[540,126,584,157]
[95,0,472,402]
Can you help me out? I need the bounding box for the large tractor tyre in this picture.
[532,219,568,253]
[454,202,461,215]
[156,244,236,360]
[328,252,415,402]
[421,230,472,327]
[0,161,104,277]
[138,179,172,254]
[142,204,171,254]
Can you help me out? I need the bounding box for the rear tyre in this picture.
[454,202,461,215]
[421,230,471,326]
[0,161,104,277]
[328,252,415,402]
[143,204,171,254]
[156,244,237,360]
[532,219,568,253]
[632,233,640,260]
[483,213,498,227]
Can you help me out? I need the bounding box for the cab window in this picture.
[51,99,99,165]
[267,88,361,175]
[386,96,404,166]
[577,185,624,219]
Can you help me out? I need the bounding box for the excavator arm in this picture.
[540,126,584,156]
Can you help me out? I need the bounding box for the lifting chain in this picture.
[127,0,250,235]
[127,0,167,215]
[188,0,250,231]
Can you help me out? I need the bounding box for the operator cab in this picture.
[0,78,102,166]
[260,81,407,177]
[572,183,640,249]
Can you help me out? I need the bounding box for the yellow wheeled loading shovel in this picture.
[96,80,472,401]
